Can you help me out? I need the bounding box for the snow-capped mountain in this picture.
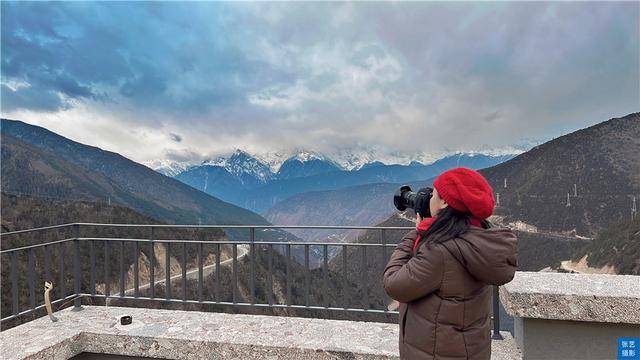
[142,159,196,177]
[149,147,520,213]
[319,145,529,170]
[192,148,345,185]
[313,145,421,171]
[147,145,533,180]
[276,151,342,179]
[260,143,532,171]
[289,149,336,164]
[201,149,273,188]
[250,150,293,173]
[250,148,345,173]
[237,146,437,172]
[243,152,518,213]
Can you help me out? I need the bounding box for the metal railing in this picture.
[0,223,503,339]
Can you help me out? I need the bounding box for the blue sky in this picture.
[1,1,638,164]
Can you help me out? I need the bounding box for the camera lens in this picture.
[393,185,414,211]
[393,185,433,218]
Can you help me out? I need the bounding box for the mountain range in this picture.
[171,150,515,213]
[145,143,534,177]
[264,113,640,274]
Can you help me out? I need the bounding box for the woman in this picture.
[383,167,518,359]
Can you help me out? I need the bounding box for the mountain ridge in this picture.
[176,152,513,213]
[0,118,269,228]
[147,146,527,177]
[479,112,640,237]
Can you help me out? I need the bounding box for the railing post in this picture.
[120,240,125,297]
[303,244,309,307]
[342,245,348,309]
[198,241,203,301]
[104,238,110,298]
[492,285,503,340]
[182,242,187,302]
[214,242,220,302]
[149,226,155,298]
[361,246,368,310]
[11,251,19,315]
[134,241,139,298]
[232,243,237,303]
[323,244,328,308]
[268,243,274,306]
[28,248,35,310]
[249,227,255,305]
[59,242,65,300]
[44,244,51,284]
[286,244,291,306]
[72,224,83,311]
[90,240,96,296]
[165,241,171,300]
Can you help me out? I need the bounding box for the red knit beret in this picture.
[433,167,495,220]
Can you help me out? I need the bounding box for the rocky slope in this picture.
[480,112,640,237]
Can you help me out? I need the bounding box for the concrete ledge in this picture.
[513,317,639,360]
[500,271,640,323]
[500,272,640,360]
[0,306,520,359]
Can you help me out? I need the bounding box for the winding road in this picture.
[109,244,249,298]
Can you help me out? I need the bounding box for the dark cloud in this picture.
[1,1,638,161]
[169,133,182,143]
[1,83,67,112]
[0,2,279,116]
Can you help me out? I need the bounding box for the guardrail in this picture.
[0,223,503,338]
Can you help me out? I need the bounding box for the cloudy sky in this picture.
[1,1,638,165]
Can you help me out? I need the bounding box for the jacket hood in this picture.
[442,226,518,286]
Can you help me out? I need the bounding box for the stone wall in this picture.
[500,271,640,360]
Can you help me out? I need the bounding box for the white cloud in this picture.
[2,1,638,164]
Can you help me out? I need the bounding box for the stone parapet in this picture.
[500,271,640,360]
[0,305,520,359]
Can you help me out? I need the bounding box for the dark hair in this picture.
[416,206,476,250]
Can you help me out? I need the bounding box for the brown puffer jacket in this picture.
[383,225,517,359]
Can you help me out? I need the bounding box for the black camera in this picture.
[393,185,433,218]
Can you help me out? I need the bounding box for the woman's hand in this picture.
[416,213,423,224]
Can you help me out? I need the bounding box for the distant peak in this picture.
[230,148,252,158]
[289,149,326,162]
